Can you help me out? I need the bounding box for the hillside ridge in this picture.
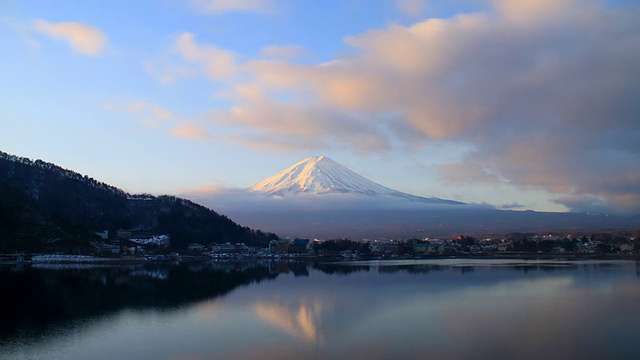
[0,150,277,252]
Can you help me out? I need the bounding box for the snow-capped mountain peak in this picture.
[249,156,398,196]
[249,156,463,204]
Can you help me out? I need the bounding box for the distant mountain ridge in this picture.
[250,156,462,205]
[0,150,277,252]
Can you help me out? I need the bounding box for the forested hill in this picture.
[0,150,278,252]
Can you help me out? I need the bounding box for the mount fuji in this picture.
[249,155,462,205]
[186,156,634,239]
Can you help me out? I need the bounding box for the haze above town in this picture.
[2,0,639,215]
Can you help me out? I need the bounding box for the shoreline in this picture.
[1,252,638,266]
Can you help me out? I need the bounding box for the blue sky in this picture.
[1,0,639,214]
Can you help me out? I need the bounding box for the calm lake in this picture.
[1,259,639,359]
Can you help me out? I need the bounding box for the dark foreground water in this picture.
[1,259,639,360]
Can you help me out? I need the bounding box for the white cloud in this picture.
[127,100,176,121]
[173,32,240,81]
[109,100,212,141]
[171,122,212,140]
[33,19,107,55]
[111,100,178,127]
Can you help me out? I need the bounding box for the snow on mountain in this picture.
[249,156,463,204]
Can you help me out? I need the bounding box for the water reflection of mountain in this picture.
[254,299,325,342]
[0,261,287,337]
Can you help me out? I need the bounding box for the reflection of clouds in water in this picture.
[253,299,325,342]
[443,277,580,349]
[342,275,640,360]
[440,277,640,360]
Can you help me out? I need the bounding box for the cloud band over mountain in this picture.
[156,0,640,214]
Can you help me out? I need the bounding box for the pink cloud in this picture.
[33,19,107,55]
[171,122,212,140]
[173,33,240,81]
[159,0,640,213]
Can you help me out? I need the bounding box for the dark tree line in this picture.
[0,150,277,252]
